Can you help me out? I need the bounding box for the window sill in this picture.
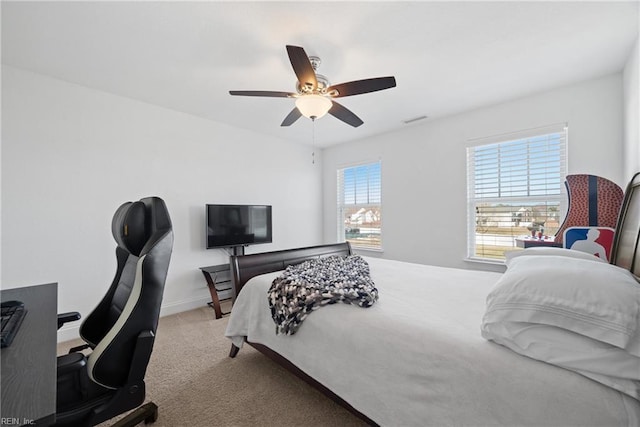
[464,257,505,266]
[352,247,384,253]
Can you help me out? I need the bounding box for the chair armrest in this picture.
[57,352,87,377]
[58,311,81,329]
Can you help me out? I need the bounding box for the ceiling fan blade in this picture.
[329,101,364,127]
[281,108,302,126]
[286,45,317,91]
[328,76,396,98]
[229,90,295,98]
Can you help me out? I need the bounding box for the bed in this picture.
[224,173,640,426]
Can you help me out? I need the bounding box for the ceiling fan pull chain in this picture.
[312,118,316,164]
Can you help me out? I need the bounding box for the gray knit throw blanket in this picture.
[268,255,378,335]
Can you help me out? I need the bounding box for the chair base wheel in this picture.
[144,404,158,424]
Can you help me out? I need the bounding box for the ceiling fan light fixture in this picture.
[230,45,396,127]
[295,94,332,120]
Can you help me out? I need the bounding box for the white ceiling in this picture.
[2,1,638,147]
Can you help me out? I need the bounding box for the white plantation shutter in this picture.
[337,161,382,250]
[467,124,568,260]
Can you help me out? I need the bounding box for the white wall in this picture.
[623,36,640,182]
[323,74,625,272]
[1,66,323,341]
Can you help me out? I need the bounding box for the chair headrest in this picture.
[139,197,172,255]
[112,196,173,257]
[139,197,172,235]
[112,201,148,256]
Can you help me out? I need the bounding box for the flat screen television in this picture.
[206,204,272,249]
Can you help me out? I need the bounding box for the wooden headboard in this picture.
[229,242,352,299]
[610,172,640,279]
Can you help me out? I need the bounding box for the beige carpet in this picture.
[58,304,368,427]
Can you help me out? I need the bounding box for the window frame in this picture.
[466,123,568,262]
[337,160,383,251]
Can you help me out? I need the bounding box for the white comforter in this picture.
[225,257,640,426]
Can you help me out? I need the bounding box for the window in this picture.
[337,161,382,250]
[467,124,567,261]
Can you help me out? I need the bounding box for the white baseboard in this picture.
[57,295,212,344]
[159,295,212,317]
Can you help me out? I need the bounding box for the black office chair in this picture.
[55,197,173,427]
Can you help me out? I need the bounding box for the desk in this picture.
[1,283,57,427]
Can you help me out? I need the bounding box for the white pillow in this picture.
[482,322,640,400]
[504,246,606,264]
[482,255,640,350]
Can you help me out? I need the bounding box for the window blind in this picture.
[467,124,568,260]
[337,161,382,250]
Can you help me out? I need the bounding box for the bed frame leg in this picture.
[229,344,240,358]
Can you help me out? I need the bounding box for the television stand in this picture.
[199,246,247,319]
[230,246,245,257]
[199,264,233,319]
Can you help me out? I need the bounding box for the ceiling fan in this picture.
[229,45,396,128]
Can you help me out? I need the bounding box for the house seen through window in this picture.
[337,161,382,250]
[467,124,567,261]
